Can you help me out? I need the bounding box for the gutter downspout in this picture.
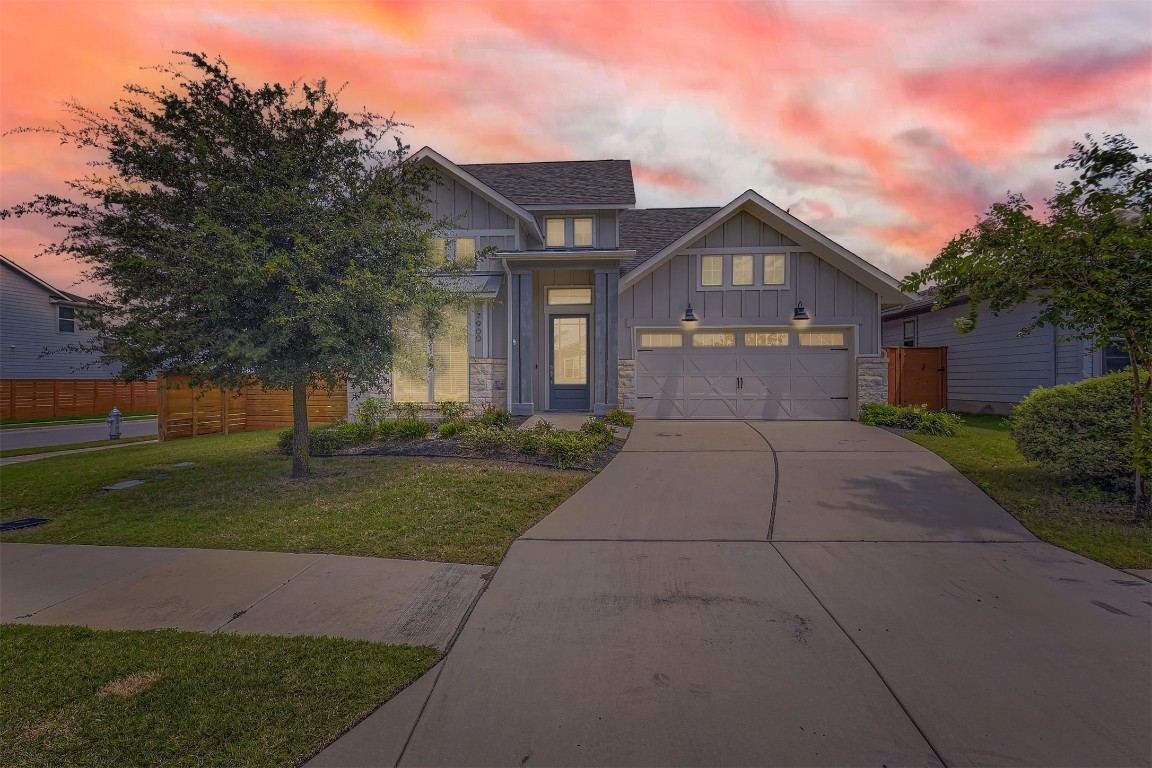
[502,257,514,410]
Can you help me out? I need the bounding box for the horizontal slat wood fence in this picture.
[158,376,347,441]
[0,379,158,420]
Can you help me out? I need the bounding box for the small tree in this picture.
[1,53,470,477]
[904,133,1152,506]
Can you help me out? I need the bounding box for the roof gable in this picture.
[1,255,87,303]
[458,159,635,207]
[618,191,915,306]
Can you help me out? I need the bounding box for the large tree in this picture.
[2,53,469,477]
[904,133,1152,504]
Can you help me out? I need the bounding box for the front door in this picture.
[549,314,590,411]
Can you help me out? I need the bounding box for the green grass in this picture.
[0,435,156,458]
[0,624,437,768]
[0,430,589,564]
[908,414,1151,569]
[0,412,156,429]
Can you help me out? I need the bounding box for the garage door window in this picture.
[693,332,735,348]
[639,332,682,348]
[798,331,846,346]
[745,332,789,347]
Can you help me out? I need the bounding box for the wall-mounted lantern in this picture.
[682,303,699,323]
[792,301,810,321]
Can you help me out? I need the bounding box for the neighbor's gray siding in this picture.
[532,210,618,249]
[620,210,880,357]
[883,300,1091,410]
[0,267,118,379]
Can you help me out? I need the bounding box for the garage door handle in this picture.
[637,395,654,399]
[830,397,849,400]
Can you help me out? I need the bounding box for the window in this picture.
[701,255,723,286]
[1102,341,1130,374]
[763,254,786,285]
[547,287,593,306]
[732,255,754,286]
[546,219,566,248]
[392,308,470,402]
[902,320,916,347]
[693,332,735,348]
[57,306,76,333]
[429,237,447,268]
[798,331,846,347]
[545,216,595,248]
[745,332,789,347]
[573,218,593,247]
[454,237,476,267]
[639,332,682,348]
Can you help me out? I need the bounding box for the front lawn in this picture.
[0,430,590,564]
[908,415,1151,569]
[0,624,437,768]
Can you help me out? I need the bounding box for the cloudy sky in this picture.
[2,0,1150,293]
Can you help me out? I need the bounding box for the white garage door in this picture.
[635,329,852,420]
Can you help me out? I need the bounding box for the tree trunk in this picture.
[291,380,310,479]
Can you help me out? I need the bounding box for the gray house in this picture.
[366,147,914,421]
[1,255,118,380]
[881,294,1128,414]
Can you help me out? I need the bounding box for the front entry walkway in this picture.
[311,421,1152,767]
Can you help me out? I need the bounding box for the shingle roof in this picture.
[458,160,635,207]
[618,207,721,274]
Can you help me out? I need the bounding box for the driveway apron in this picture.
[315,420,1151,768]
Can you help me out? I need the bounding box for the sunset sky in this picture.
[2,0,1150,294]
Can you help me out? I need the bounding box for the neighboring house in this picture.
[881,293,1128,414]
[363,147,913,422]
[0,255,117,379]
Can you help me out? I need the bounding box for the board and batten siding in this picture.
[883,300,1090,409]
[0,265,119,379]
[424,175,519,268]
[620,211,880,357]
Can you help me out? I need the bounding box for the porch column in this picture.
[593,267,619,416]
[509,269,534,415]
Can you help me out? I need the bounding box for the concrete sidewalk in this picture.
[311,420,1151,768]
[1,543,490,649]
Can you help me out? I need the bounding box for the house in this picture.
[365,147,914,421]
[881,293,1128,414]
[0,255,155,419]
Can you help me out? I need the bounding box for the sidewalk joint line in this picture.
[211,553,329,634]
[771,541,949,766]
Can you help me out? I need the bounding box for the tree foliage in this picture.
[904,133,1152,504]
[2,53,471,476]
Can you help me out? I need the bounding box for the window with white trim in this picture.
[902,320,916,347]
[763,254,786,285]
[545,216,595,248]
[454,237,476,267]
[798,331,846,347]
[547,287,593,306]
[639,332,682,348]
[732,255,754,286]
[57,306,76,333]
[700,255,723,286]
[745,332,789,347]
[429,237,447,268]
[693,332,736,348]
[392,307,470,402]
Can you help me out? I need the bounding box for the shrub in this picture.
[475,405,511,429]
[580,418,616,450]
[603,409,634,427]
[438,421,463,439]
[1011,370,1147,489]
[916,411,964,437]
[458,424,511,454]
[277,423,366,455]
[392,401,424,421]
[437,400,468,423]
[352,396,390,429]
[512,420,554,455]
[390,418,431,441]
[542,430,598,470]
[859,403,922,430]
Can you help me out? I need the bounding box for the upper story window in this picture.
[1102,341,1129,373]
[698,253,790,290]
[58,306,76,333]
[545,216,594,248]
[902,319,916,347]
[429,236,476,268]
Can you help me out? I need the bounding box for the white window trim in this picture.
[392,307,472,403]
[546,285,594,307]
[57,305,77,334]
[697,253,792,291]
[902,318,917,347]
[543,215,597,249]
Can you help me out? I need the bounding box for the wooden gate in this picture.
[885,347,948,411]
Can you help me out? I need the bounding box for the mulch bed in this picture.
[338,430,624,472]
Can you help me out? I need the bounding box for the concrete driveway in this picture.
[312,420,1151,768]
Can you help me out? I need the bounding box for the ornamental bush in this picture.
[475,405,511,429]
[1011,370,1147,490]
[277,422,371,454]
[859,403,961,435]
[604,409,635,427]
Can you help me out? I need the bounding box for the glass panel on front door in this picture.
[550,315,590,410]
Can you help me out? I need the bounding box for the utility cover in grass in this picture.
[0,517,51,532]
[102,480,145,491]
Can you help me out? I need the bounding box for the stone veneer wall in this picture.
[469,357,507,410]
[617,358,636,413]
[856,353,889,409]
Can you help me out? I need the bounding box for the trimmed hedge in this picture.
[1011,370,1148,489]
